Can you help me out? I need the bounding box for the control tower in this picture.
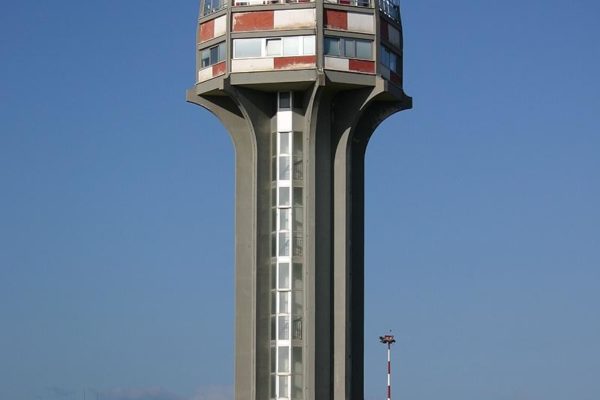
[186,0,411,399]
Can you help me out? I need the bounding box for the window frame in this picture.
[233,36,316,59]
[379,44,401,74]
[200,42,226,69]
[324,36,373,60]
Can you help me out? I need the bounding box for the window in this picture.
[200,42,226,68]
[324,37,340,56]
[266,38,282,56]
[303,36,315,55]
[380,45,401,74]
[233,36,316,59]
[356,40,372,59]
[234,38,262,58]
[271,92,304,400]
[324,37,373,59]
[279,92,291,110]
[202,0,226,16]
[283,36,300,56]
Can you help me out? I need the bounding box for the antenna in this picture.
[379,333,396,400]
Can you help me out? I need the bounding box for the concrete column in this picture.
[187,79,410,400]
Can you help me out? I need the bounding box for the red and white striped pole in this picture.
[379,334,396,400]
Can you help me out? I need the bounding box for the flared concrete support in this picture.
[187,80,411,400]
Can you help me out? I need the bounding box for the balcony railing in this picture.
[234,0,314,5]
[202,0,227,17]
[325,0,371,7]
[378,0,400,23]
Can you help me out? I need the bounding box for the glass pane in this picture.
[272,132,278,156]
[278,232,290,256]
[292,316,302,340]
[292,347,303,374]
[324,37,340,56]
[272,291,277,314]
[271,315,276,340]
[293,157,303,180]
[278,187,290,207]
[292,291,303,316]
[278,263,290,289]
[272,187,277,206]
[278,316,290,340]
[390,52,397,73]
[271,346,277,374]
[279,208,291,231]
[279,92,291,109]
[293,187,303,207]
[344,39,356,58]
[279,156,291,180]
[293,263,303,290]
[356,40,372,60]
[293,207,303,231]
[292,375,303,400]
[218,42,226,61]
[279,375,290,397]
[293,132,302,156]
[380,45,390,68]
[201,49,210,68]
[266,38,282,56]
[303,36,315,55]
[292,234,303,257]
[278,347,290,373]
[271,232,276,257]
[293,92,303,110]
[279,291,290,314]
[210,46,219,64]
[271,374,276,398]
[279,132,290,154]
[283,37,300,56]
[234,38,262,58]
[271,263,277,288]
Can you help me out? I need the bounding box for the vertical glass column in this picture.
[271,92,304,400]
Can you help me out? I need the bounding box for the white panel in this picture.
[388,25,401,48]
[347,12,374,33]
[231,57,275,72]
[197,67,214,82]
[274,9,316,30]
[324,56,349,71]
[277,110,293,132]
[214,15,227,37]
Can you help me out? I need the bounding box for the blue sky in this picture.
[1,1,599,400]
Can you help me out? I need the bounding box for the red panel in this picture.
[233,11,274,32]
[274,55,316,70]
[199,20,214,43]
[324,10,348,30]
[348,59,375,73]
[212,61,227,76]
[380,20,389,41]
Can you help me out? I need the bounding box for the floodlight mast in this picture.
[379,334,396,400]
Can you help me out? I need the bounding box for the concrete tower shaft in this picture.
[187,1,411,400]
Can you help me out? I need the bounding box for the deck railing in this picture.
[234,0,314,5]
[325,0,371,7]
[202,0,227,17]
[378,0,401,22]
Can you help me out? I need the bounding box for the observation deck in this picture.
[193,0,406,96]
